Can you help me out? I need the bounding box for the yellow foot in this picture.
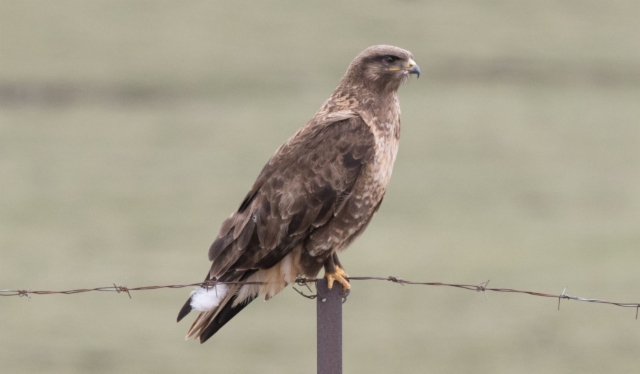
[325,266,351,291]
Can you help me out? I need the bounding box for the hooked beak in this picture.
[406,58,420,78]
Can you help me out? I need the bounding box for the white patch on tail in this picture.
[190,284,229,312]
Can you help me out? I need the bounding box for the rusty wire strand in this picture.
[2,276,640,318]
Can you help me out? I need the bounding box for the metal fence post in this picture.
[317,279,342,374]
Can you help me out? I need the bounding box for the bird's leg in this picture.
[323,253,350,292]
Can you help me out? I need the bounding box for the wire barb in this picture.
[292,277,318,299]
[558,287,567,311]
[387,276,404,285]
[477,280,490,300]
[113,283,132,299]
[18,290,31,300]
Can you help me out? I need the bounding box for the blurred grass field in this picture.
[1,1,640,373]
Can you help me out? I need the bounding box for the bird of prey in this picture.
[177,45,420,343]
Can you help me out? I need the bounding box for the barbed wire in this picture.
[1,276,639,318]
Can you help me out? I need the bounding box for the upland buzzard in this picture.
[177,45,420,343]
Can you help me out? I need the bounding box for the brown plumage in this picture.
[177,45,420,343]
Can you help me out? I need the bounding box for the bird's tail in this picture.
[177,271,256,343]
[178,254,300,343]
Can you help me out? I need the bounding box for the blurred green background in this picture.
[1,1,639,373]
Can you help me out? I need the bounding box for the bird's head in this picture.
[342,45,420,93]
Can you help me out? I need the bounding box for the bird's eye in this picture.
[383,55,397,63]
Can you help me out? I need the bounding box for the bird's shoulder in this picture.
[238,110,375,212]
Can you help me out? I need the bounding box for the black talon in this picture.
[341,288,350,303]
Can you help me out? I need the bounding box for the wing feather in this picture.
[236,218,255,250]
